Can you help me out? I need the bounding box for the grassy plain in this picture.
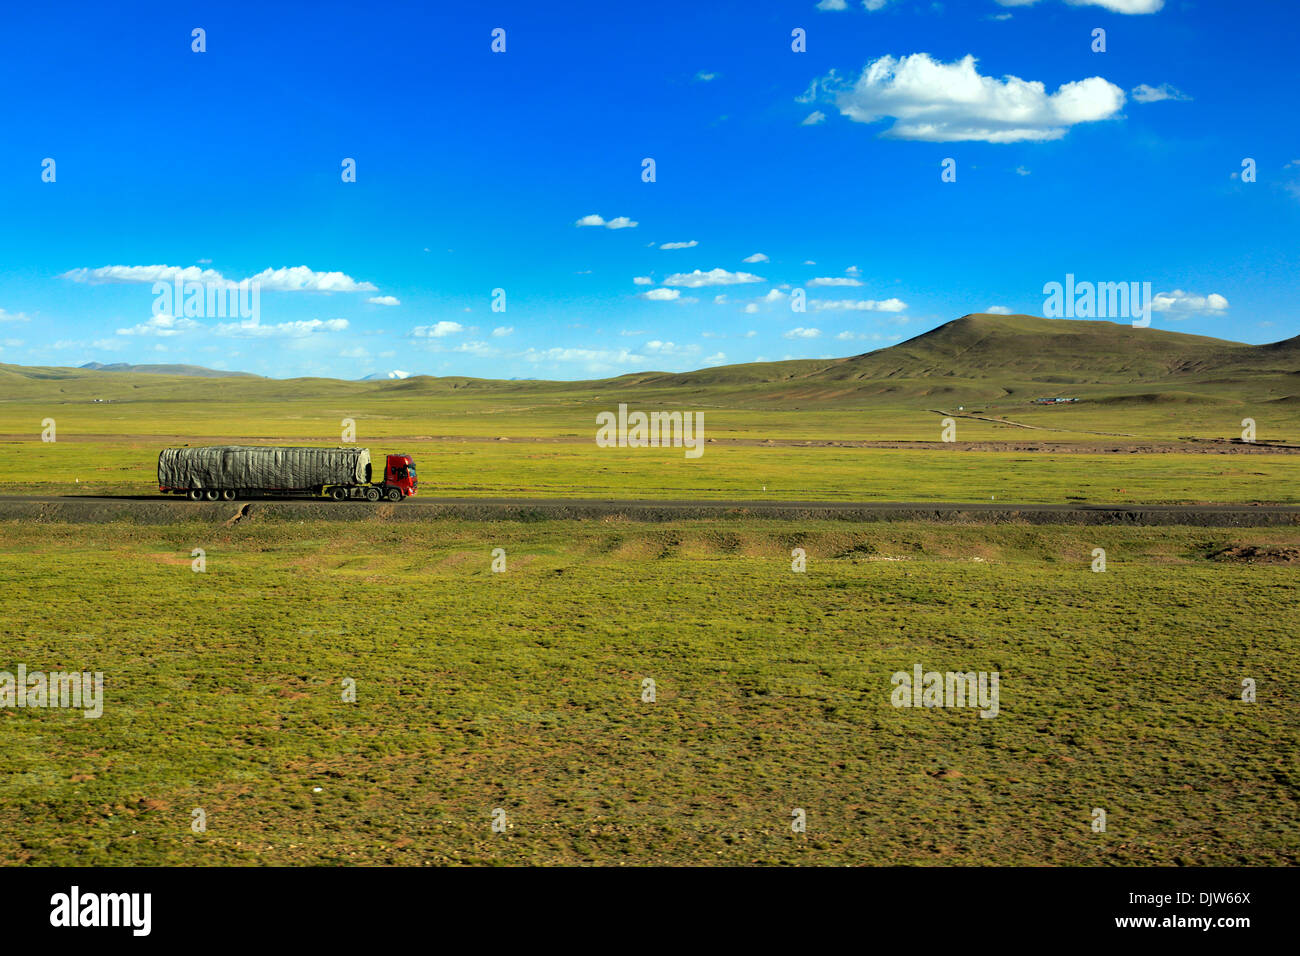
[1,518,1296,865]
[2,313,1298,503]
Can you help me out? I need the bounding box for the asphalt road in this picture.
[2,495,1297,525]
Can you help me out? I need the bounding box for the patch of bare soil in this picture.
[1207,545,1300,564]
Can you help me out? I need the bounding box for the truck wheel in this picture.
[220,489,236,501]
[385,487,402,502]
[203,489,220,501]
[331,487,348,501]
[364,486,382,502]
[187,489,203,501]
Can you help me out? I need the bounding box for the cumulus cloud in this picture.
[368,295,401,306]
[660,240,699,250]
[523,346,650,374]
[61,263,378,293]
[1131,82,1191,103]
[412,321,465,337]
[743,253,770,263]
[810,53,1125,143]
[663,268,764,287]
[576,214,638,229]
[784,327,822,338]
[644,340,699,356]
[214,318,349,337]
[642,288,682,301]
[115,314,203,337]
[633,276,654,285]
[62,264,226,285]
[985,305,1013,314]
[815,0,848,9]
[248,266,377,292]
[997,0,1163,9]
[455,340,497,356]
[491,326,514,337]
[1151,290,1229,315]
[808,276,863,287]
[810,298,908,312]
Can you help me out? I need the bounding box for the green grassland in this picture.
[2,314,1299,503]
[7,437,1300,504]
[1,518,1296,865]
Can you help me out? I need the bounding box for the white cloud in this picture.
[660,240,698,250]
[368,295,401,306]
[61,264,226,285]
[116,314,203,337]
[387,370,411,379]
[713,294,728,304]
[801,110,827,126]
[1131,82,1190,104]
[811,297,908,312]
[455,340,497,356]
[633,276,654,285]
[664,268,764,287]
[248,266,377,292]
[695,71,719,82]
[997,0,1163,9]
[762,289,788,302]
[491,326,514,337]
[62,263,378,293]
[0,309,31,322]
[214,318,349,337]
[812,53,1125,143]
[523,346,649,373]
[703,352,727,366]
[744,303,759,314]
[644,340,699,356]
[809,276,863,287]
[1015,166,1031,176]
[1151,290,1229,315]
[784,327,822,338]
[743,253,770,263]
[576,214,638,229]
[985,305,1013,314]
[846,265,861,274]
[816,0,848,9]
[412,321,465,337]
[642,288,682,301]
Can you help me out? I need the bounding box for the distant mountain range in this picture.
[78,362,258,378]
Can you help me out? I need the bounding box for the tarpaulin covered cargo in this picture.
[158,445,371,491]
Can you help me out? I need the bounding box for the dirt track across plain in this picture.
[1,495,1297,526]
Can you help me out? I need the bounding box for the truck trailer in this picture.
[158,445,417,502]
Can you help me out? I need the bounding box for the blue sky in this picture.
[1,0,1296,380]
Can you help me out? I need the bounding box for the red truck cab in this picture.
[386,454,418,496]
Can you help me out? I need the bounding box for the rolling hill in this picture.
[1,315,1295,412]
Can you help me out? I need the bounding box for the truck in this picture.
[157,445,418,502]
